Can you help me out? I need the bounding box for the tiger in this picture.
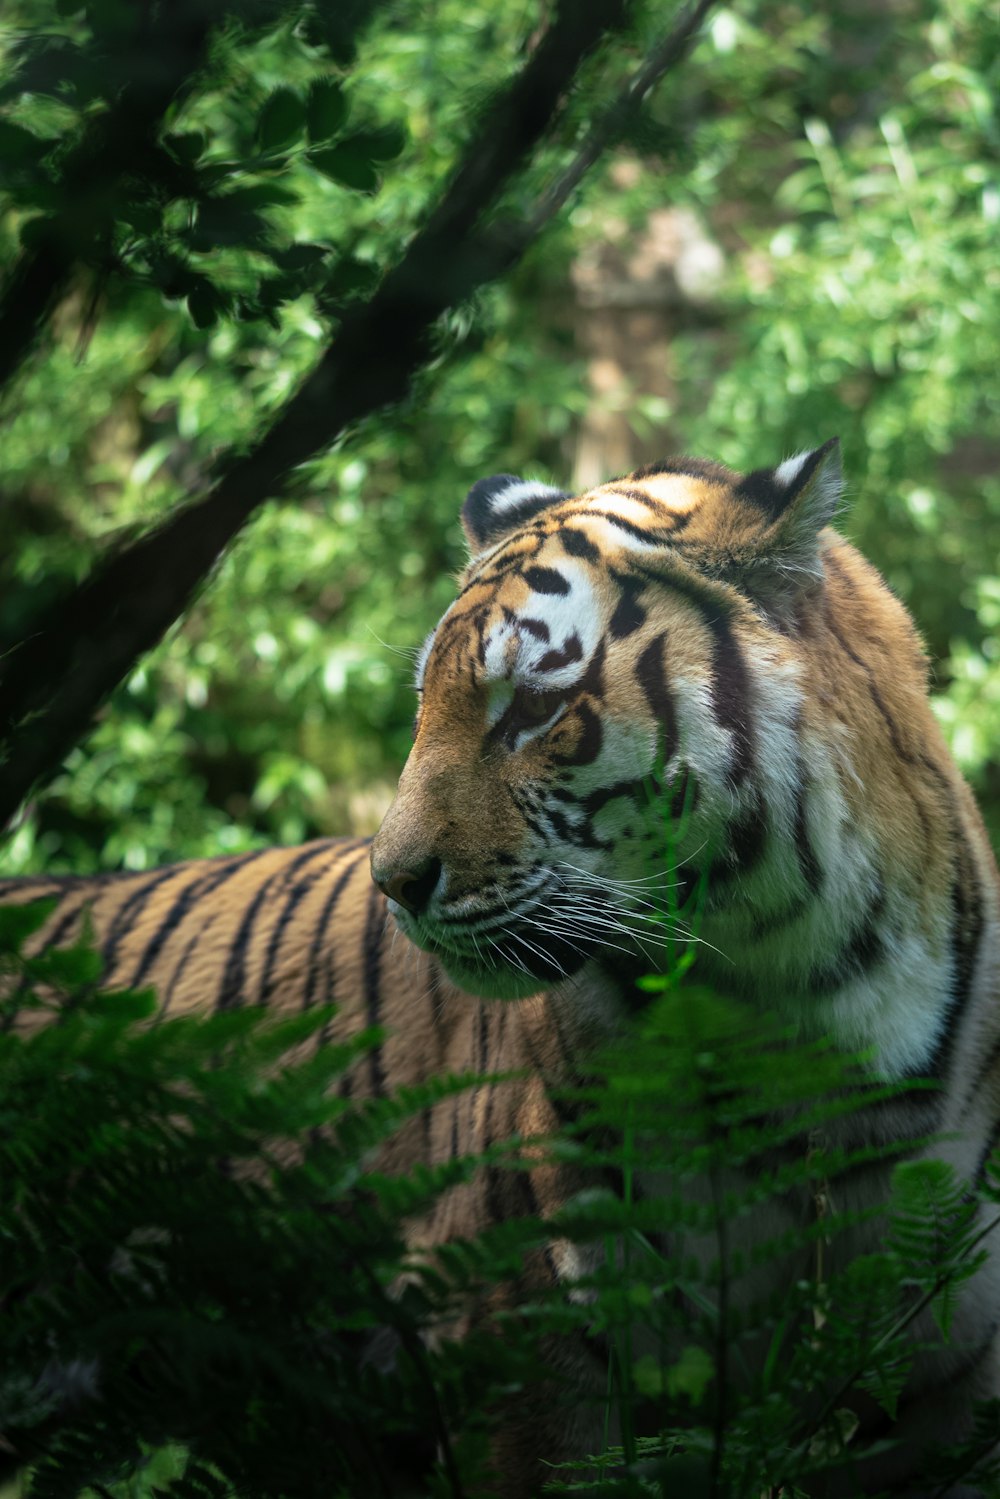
[3,439,999,1497]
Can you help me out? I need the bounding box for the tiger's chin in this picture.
[401,924,591,1001]
[437,957,550,1001]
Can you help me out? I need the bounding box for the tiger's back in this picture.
[0,838,583,1192]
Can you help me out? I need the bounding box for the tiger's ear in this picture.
[733,437,843,592]
[462,474,571,556]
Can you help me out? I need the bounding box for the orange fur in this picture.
[4,445,999,1496]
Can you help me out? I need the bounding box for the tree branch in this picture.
[0,8,216,394]
[523,0,718,240]
[0,0,718,828]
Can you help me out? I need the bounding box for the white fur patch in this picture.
[414,628,437,690]
[490,478,566,516]
[774,444,842,530]
[820,925,953,1077]
[482,561,605,692]
[774,451,813,488]
[483,620,519,683]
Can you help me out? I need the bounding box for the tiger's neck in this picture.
[671,727,1000,1083]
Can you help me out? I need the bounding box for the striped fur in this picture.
[4,443,999,1495]
[371,443,1000,1495]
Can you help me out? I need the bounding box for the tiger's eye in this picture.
[509,687,564,731]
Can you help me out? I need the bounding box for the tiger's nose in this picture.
[373,858,442,915]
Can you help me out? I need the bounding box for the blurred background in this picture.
[2,0,997,873]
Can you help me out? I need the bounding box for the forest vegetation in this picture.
[1,0,999,1495]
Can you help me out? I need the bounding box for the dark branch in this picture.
[0,8,215,393]
[524,0,718,239]
[0,0,720,828]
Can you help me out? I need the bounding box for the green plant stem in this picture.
[784,1208,1000,1478]
[707,1151,730,1499]
[359,1263,467,1499]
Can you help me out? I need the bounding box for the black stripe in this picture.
[924,860,986,1081]
[546,996,579,1076]
[523,565,570,596]
[751,896,808,941]
[363,878,388,1096]
[536,632,583,674]
[1,893,94,1029]
[822,556,934,838]
[635,633,679,764]
[629,457,730,487]
[973,1116,1000,1189]
[704,615,754,786]
[100,865,190,973]
[256,841,351,1005]
[578,637,606,697]
[305,843,370,1011]
[131,848,271,990]
[583,509,678,547]
[559,526,600,562]
[214,846,325,1011]
[719,799,769,878]
[476,1000,489,1073]
[38,893,93,951]
[551,701,603,767]
[809,892,886,994]
[426,960,448,1054]
[668,766,698,818]
[582,776,649,822]
[962,1025,1000,1121]
[0,879,64,900]
[630,559,739,623]
[609,577,646,639]
[449,1096,460,1161]
[792,769,823,895]
[159,925,206,1018]
[600,483,671,510]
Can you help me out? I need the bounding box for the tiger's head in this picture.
[371,439,898,1004]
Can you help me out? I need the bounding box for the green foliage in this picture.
[2,2,999,1494]
[0,0,590,872]
[2,0,997,872]
[0,902,549,1498]
[532,987,1000,1497]
[5,902,1000,1498]
[659,1,1000,838]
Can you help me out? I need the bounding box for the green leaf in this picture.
[632,1353,664,1397]
[257,88,305,151]
[38,942,103,987]
[0,120,50,163]
[349,124,407,162]
[324,255,379,299]
[306,79,348,143]
[188,282,227,329]
[88,987,158,1022]
[309,142,379,193]
[0,898,57,953]
[163,131,206,166]
[190,196,272,250]
[120,198,162,235]
[223,183,300,209]
[665,1344,714,1404]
